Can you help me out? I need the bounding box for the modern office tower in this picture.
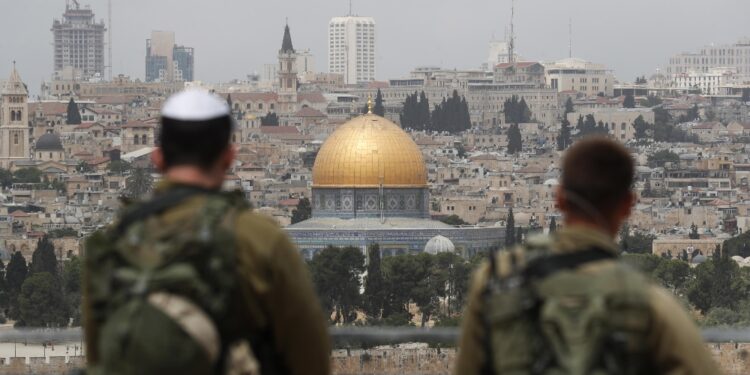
[328,16,376,84]
[146,31,194,82]
[51,1,106,80]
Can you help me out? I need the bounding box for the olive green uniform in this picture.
[84,181,331,375]
[455,225,720,375]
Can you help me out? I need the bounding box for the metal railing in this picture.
[0,327,749,346]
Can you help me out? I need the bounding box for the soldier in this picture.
[455,137,719,375]
[83,90,330,375]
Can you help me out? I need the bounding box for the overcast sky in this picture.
[1,0,749,97]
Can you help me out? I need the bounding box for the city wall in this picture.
[0,344,746,374]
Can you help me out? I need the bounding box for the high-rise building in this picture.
[665,38,750,77]
[51,2,106,81]
[146,31,194,82]
[173,45,194,82]
[328,16,376,84]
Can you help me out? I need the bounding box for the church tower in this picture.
[0,63,30,168]
[278,24,298,116]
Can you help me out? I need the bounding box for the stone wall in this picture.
[0,356,84,375]
[5,344,747,375]
[331,344,750,375]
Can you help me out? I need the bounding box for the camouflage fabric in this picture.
[83,181,331,375]
[455,226,720,375]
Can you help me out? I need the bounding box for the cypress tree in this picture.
[557,118,572,150]
[549,217,557,233]
[374,89,385,116]
[66,98,82,125]
[507,123,523,154]
[363,244,386,319]
[30,237,58,277]
[419,91,431,130]
[505,208,516,247]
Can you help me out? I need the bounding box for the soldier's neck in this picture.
[163,166,224,190]
[564,216,618,239]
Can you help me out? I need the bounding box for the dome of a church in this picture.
[35,133,63,151]
[312,113,427,188]
[424,235,456,255]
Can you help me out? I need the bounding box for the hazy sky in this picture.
[1,0,749,97]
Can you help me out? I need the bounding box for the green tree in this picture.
[640,94,662,108]
[548,216,557,234]
[564,97,575,115]
[373,89,385,116]
[647,149,680,168]
[623,93,636,108]
[504,95,533,124]
[0,168,13,189]
[653,259,691,293]
[309,246,365,324]
[557,118,572,151]
[432,252,470,316]
[430,90,471,134]
[260,112,279,126]
[382,253,441,327]
[76,161,93,173]
[62,256,82,326]
[125,167,153,199]
[4,252,26,320]
[108,160,131,175]
[18,272,68,327]
[507,123,523,154]
[689,224,700,240]
[30,237,58,277]
[722,230,750,257]
[291,198,312,224]
[686,252,746,314]
[66,98,82,125]
[687,104,700,122]
[505,208,516,247]
[633,115,651,141]
[12,168,42,184]
[363,244,386,319]
[439,215,468,226]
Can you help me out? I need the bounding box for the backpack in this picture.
[482,236,655,375]
[85,188,262,375]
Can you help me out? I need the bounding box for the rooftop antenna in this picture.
[568,17,572,58]
[508,0,515,64]
[107,0,112,80]
[349,0,353,16]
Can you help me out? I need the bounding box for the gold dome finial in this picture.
[367,95,373,114]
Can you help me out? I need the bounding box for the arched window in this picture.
[141,135,148,145]
[13,133,19,145]
[134,135,140,145]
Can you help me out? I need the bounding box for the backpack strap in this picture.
[115,185,219,236]
[522,247,616,281]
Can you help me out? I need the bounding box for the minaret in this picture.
[0,62,31,167]
[278,23,298,116]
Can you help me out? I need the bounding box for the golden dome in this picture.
[312,114,427,188]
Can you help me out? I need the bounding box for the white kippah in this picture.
[161,90,230,121]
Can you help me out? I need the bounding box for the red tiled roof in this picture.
[298,92,327,103]
[279,198,300,207]
[294,106,326,118]
[29,102,68,116]
[260,126,300,135]
[222,92,278,102]
[10,210,31,218]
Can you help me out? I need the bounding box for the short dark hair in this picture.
[561,137,634,216]
[158,115,232,170]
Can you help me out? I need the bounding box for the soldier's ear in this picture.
[151,148,167,172]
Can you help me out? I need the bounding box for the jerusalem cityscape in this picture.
[0,0,749,374]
